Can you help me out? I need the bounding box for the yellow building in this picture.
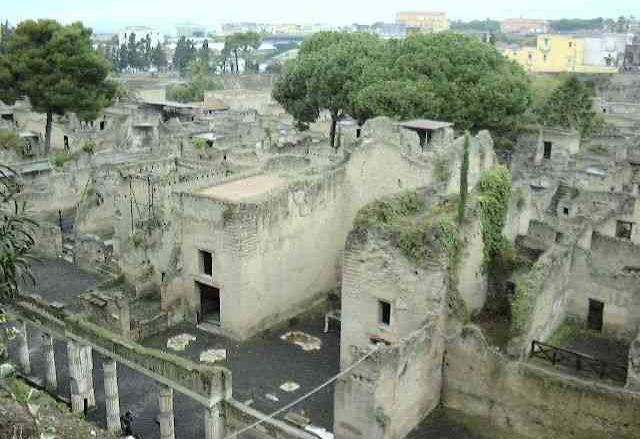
[503,34,618,73]
[396,11,449,33]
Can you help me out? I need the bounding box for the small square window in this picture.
[378,300,391,326]
[200,250,213,276]
[616,221,633,240]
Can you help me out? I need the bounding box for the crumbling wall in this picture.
[335,325,444,439]
[627,330,640,390]
[456,216,488,313]
[444,325,640,439]
[32,220,63,258]
[335,194,449,439]
[204,89,281,114]
[503,184,533,242]
[566,244,640,339]
[510,246,572,358]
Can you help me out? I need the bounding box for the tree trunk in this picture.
[45,111,53,154]
[329,115,337,149]
[234,50,239,74]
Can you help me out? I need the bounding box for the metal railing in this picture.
[530,340,627,383]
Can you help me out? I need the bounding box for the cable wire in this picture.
[223,344,381,439]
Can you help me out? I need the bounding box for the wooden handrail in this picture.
[530,340,627,382]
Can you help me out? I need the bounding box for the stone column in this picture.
[103,359,121,434]
[204,403,225,439]
[67,341,96,413]
[16,320,30,375]
[41,333,57,392]
[158,385,175,439]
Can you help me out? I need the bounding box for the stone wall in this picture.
[511,246,572,357]
[204,89,282,115]
[627,330,640,390]
[225,399,317,439]
[33,220,63,258]
[334,325,444,439]
[15,294,231,404]
[456,216,488,313]
[179,168,347,339]
[335,193,449,439]
[566,245,640,340]
[444,325,640,439]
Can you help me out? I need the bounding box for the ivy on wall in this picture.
[475,165,512,264]
[457,132,470,224]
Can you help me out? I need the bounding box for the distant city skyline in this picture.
[2,0,637,33]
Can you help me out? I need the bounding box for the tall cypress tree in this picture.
[458,132,470,224]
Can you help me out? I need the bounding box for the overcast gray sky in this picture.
[2,1,637,33]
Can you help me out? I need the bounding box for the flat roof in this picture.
[199,175,285,202]
[398,120,453,130]
[13,160,52,174]
[140,100,202,109]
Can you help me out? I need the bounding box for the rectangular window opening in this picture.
[200,250,213,276]
[587,299,604,332]
[616,220,633,240]
[543,141,552,159]
[379,300,391,326]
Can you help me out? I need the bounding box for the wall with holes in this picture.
[444,325,640,439]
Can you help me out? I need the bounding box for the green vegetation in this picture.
[166,75,223,103]
[53,151,80,167]
[81,141,95,154]
[535,75,604,137]
[433,155,452,183]
[511,271,538,336]
[0,164,37,360]
[0,20,13,55]
[0,19,116,153]
[354,192,461,288]
[273,31,531,149]
[588,144,608,155]
[0,129,22,152]
[172,36,197,76]
[193,137,207,150]
[223,31,263,74]
[458,133,470,224]
[547,319,580,346]
[548,18,605,32]
[475,165,512,263]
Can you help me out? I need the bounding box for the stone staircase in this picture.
[546,182,570,216]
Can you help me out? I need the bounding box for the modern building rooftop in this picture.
[199,174,286,202]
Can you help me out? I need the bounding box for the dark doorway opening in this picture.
[588,299,604,332]
[198,282,220,324]
[543,141,552,159]
[100,120,105,131]
[64,135,69,151]
[378,300,391,326]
